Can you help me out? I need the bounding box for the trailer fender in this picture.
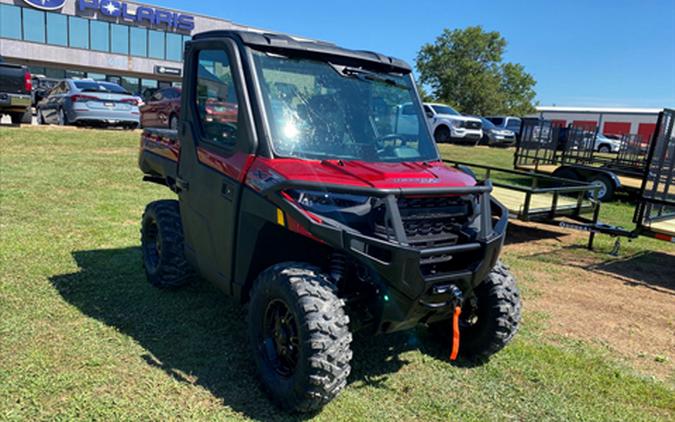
[569,166,622,190]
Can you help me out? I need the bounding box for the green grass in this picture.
[1,127,673,421]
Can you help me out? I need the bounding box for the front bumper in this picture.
[263,180,509,334]
[450,127,483,142]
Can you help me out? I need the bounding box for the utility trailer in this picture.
[443,160,619,249]
[512,109,675,249]
[514,118,650,201]
[633,109,675,243]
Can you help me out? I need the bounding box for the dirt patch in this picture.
[505,221,675,381]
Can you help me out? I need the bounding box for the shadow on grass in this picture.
[50,247,465,420]
[587,251,675,294]
[504,220,571,246]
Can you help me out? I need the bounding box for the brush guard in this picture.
[262,179,509,334]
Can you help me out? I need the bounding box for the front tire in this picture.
[140,200,193,289]
[248,263,352,413]
[434,125,451,143]
[430,261,521,361]
[169,114,179,130]
[57,108,68,126]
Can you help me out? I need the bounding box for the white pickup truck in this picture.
[395,102,483,145]
[423,103,483,145]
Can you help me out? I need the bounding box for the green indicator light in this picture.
[384,295,390,302]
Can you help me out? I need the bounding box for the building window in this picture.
[46,13,68,46]
[166,33,183,62]
[87,72,107,81]
[148,30,165,59]
[23,8,46,43]
[65,69,86,79]
[120,76,140,95]
[90,20,109,52]
[0,4,21,40]
[130,27,147,57]
[44,67,66,79]
[111,24,129,55]
[69,16,89,49]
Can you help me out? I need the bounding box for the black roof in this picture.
[192,30,411,73]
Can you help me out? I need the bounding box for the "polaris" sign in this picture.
[78,0,195,32]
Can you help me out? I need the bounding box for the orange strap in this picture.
[450,306,462,361]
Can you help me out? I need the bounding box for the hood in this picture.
[249,158,477,191]
[435,114,481,123]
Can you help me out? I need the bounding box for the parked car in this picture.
[422,103,483,144]
[476,117,517,147]
[140,87,182,129]
[486,116,522,137]
[37,79,140,129]
[595,133,623,153]
[31,76,60,108]
[0,57,32,124]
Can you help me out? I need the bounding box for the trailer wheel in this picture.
[248,263,352,413]
[140,200,194,289]
[429,261,521,361]
[589,174,615,202]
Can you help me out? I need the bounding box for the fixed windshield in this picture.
[431,105,459,116]
[481,118,496,130]
[74,81,129,95]
[252,51,438,162]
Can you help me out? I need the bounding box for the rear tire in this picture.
[598,145,611,153]
[248,263,352,413]
[141,200,193,289]
[9,111,30,124]
[429,261,521,361]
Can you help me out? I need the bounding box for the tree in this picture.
[416,26,537,116]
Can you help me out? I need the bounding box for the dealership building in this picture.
[0,0,251,95]
[532,106,661,142]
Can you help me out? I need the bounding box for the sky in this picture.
[152,0,675,108]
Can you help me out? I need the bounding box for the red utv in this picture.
[138,30,521,413]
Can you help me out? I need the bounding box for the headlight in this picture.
[450,120,462,128]
[288,190,374,224]
[291,190,371,212]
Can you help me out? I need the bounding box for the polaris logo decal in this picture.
[22,0,67,11]
[78,0,195,32]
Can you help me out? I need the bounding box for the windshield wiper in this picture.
[334,65,408,89]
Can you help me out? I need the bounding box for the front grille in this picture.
[463,121,482,130]
[367,194,481,278]
[391,196,473,248]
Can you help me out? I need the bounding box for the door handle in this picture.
[176,177,190,191]
[222,182,233,200]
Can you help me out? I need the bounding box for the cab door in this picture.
[176,38,257,295]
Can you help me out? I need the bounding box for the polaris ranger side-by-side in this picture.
[138,30,521,412]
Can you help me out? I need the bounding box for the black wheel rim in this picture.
[262,299,300,378]
[436,127,450,143]
[143,219,161,273]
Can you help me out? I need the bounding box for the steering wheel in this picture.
[375,134,409,150]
